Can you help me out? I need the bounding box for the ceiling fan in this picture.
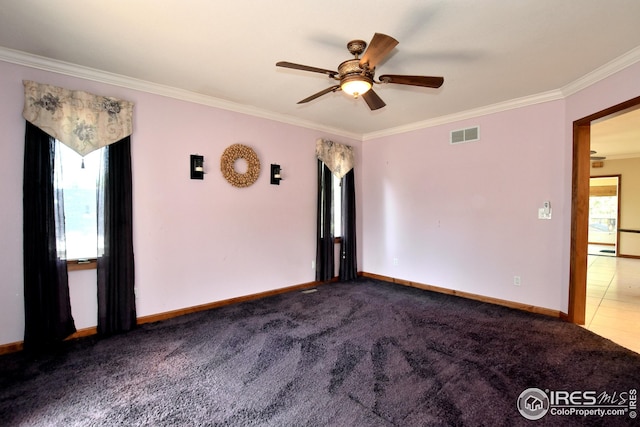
[590,150,606,160]
[276,33,444,110]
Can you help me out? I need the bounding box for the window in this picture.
[332,173,342,238]
[588,177,618,247]
[55,141,103,260]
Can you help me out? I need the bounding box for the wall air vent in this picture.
[450,126,480,145]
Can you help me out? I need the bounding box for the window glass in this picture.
[56,141,103,259]
[332,173,342,237]
[588,195,617,245]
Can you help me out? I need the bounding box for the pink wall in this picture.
[0,60,362,345]
[558,61,640,309]
[566,62,640,122]
[362,60,640,313]
[362,101,567,310]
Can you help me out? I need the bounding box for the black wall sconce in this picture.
[270,164,282,185]
[190,154,204,180]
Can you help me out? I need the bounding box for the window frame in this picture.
[67,258,97,271]
[55,140,103,269]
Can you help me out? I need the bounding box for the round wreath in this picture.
[220,143,260,188]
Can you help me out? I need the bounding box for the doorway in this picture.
[569,95,640,325]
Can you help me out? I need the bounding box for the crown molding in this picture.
[561,45,640,97]
[601,153,640,161]
[0,46,361,141]
[362,89,564,141]
[2,44,639,143]
[363,45,640,141]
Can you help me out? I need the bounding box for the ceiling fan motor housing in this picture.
[338,59,374,82]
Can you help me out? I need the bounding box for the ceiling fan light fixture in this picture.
[341,75,372,98]
[276,33,443,109]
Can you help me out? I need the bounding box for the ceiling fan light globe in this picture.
[341,78,372,98]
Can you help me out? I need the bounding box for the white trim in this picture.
[0,46,360,141]
[2,44,639,142]
[601,153,640,161]
[362,46,640,140]
[561,45,640,97]
[363,90,563,140]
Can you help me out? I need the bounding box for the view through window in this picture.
[56,141,103,260]
[588,177,618,251]
[332,173,342,237]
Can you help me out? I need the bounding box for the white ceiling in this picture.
[591,106,640,160]
[1,0,640,151]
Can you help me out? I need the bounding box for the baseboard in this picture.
[0,341,23,356]
[361,272,567,319]
[587,242,615,246]
[0,326,98,356]
[0,278,337,356]
[68,327,98,340]
[136,278,336,325]
[0,273,568,356]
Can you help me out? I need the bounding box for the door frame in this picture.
[568,95,640,324]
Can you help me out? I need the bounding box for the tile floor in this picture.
[584,253,640,354]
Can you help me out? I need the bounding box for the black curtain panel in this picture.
[339,169,357,280]
[97,137,137,335]
[23,121,76,352]
[315,160,334,281]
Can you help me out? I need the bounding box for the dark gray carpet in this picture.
[1,278,639,426]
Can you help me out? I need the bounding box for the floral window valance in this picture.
[315,138,354,179]
[22,80,134,156]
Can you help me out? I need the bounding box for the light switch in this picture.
[538,206,552,220]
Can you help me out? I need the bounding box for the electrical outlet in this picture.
[393,258,399,266]
[311,261,315,270]
[513,276,521,286]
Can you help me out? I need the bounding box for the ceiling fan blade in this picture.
[379,74,444,88]
[297,85,341,104]
[362,89,386,110]
[359,33,398,69]
[276,61,338,77]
